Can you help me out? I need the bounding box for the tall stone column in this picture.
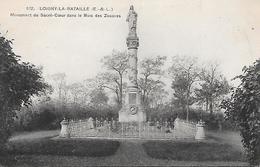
[119,5,146,122]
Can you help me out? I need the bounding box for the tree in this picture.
[101,50,128,107]
[0,33,49,150]
[67,82,86,106]
[147,81,169,110]
[195,63,230,114]
[96,72,122,106]
[138,56,167,106]
[221,59,260,165]
[83,78,109,106]
[89,88,109,109]
[169,55,199,121]
[171,73,194,112]
[50,73,66,101]
[50,73,67,109]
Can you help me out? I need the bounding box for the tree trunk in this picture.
[209,97,213,115]
[186,104,189,121]
[206,98,208,112]
[143,75,148,105]
[119,73,123,107]
[186,87,191,121]
[143,90,146,104]
[116,90,120,106]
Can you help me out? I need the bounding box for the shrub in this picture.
[13,100,122,131]
[221,59,260,165]
[0,33,49,152]
[143,141,244,161]
[8,138,120,157]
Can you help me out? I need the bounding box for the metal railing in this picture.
[64,117,197,140]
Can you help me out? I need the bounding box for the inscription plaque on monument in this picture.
[129,93,136,104]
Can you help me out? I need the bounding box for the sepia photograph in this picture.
[0,0,259,166]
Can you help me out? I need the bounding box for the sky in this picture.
[0,0,259,85]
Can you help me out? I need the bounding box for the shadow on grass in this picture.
[206,135,223,142]
[143,140,245,161]
[7,137,120,157]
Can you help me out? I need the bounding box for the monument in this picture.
[119,5,146,122]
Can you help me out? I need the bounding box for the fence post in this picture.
[147,121,150,137]
[195,120,205,140]
[121,123,124,137]
[164,121,167,139]
[138,122,141,138]
[143,122,146,138]
[60,119,70,138]
[174,117,180,130]
[151,126,154,137]
[109,122,111,138]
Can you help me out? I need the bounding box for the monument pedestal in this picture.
[119,87,146,122]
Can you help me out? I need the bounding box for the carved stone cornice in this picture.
[126,36,139,49]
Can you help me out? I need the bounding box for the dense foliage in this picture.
[221,59,260,165]
[14,100,119,131]
[138,56,167,107]
[169,56,199,121]
[0,34,49,152]
[195,63,230,114]
[100,50,128,107]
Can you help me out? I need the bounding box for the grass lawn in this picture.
[7,137,120,157]
[0,130,250,166]
[142,140,245,161]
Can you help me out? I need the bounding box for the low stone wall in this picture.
[174,118,197,138]
[68,120,95,138]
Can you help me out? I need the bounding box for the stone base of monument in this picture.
[118,86,146,122]
[195,120,206,140]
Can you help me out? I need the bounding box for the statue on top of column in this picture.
[126,5,137,35]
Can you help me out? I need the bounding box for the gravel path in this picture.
[9,130,59,142]
[206,130,244,151]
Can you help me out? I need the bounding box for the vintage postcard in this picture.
[0,0,259,166]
